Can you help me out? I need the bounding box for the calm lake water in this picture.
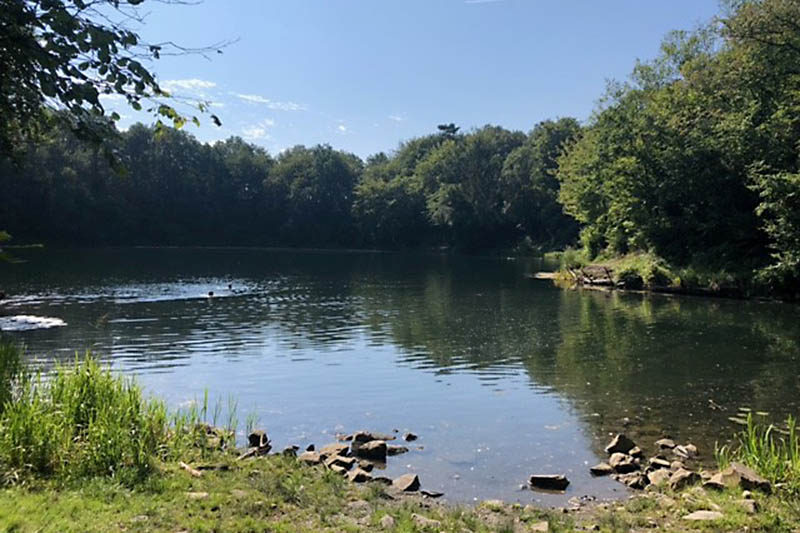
[1,248,799,504]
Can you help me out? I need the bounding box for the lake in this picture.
[1,247,799,504]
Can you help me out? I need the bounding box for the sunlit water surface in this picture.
[1,248,799,504]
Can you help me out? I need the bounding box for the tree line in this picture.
[1,0,799,293]
[0,117,580,251]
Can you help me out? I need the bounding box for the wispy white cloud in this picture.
[233,93,307,111]
[235,93,270,104]
[162,79,217,92]
[388,114,406,122]
[241,118,276,140]
[242,125,269,140]
[337,124,347,133]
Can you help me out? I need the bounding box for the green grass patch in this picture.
[716,414,800,495]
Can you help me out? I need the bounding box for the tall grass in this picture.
[0,347,233,486]
[0,339,22,411]
[716,414,800,493]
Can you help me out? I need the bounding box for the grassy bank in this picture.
[0,342,798,531]
[548,250,784,299]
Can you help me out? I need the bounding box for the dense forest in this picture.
[0,118,579,252]
[1,0,799,293]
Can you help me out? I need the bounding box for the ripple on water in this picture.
[0,315,67,331]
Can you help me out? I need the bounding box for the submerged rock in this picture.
[403,432,418,442]
[387,445,409,456]
[529,474,570,491]
[604,434,636,455]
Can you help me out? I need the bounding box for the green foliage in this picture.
[1,120,583,252]
[501,118,581,248]
[0,354,193,485]
[556,0,800,293]
[0,0,220,157]
[0,340,22,413]
[558,247,588,270]
[716,414,800,494]
[267,144,363,245]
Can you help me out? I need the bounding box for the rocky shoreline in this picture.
[204,423,777,517]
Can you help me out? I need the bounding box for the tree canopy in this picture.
[0,0,221,156]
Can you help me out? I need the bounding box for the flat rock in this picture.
[347,467,372,483]
[531,521,549,532]
[319,442,350,458]
[670,460,685,471]
[352,439,387,461]
[674,444,698,459]
[379,515,395,529]
[186,491,209,500]
[629,446,643,458]
[392,473,420,492]
[324,455,356,469]
[329,464,348,475]
[649,457,671,470]
[616,472,648,490]
[669,468,700,491]
[590,463,614,476]
[647,469,671,486]
[609,452,638,473]
[529,474,570,491]
[708,462,771,493]
[655,438,676,449]
[420,489,444,498]
[297,451,322,465]
[605,434,637,455]
[682,510,723,521]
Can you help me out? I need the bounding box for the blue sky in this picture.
[106,0,721,158]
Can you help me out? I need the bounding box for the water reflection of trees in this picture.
[356,269,800,454]
[6,249,799,454]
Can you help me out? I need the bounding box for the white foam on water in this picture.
[0,315,67,331]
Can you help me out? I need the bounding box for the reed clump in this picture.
[0,343,228,486]
[716,413,800,494]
